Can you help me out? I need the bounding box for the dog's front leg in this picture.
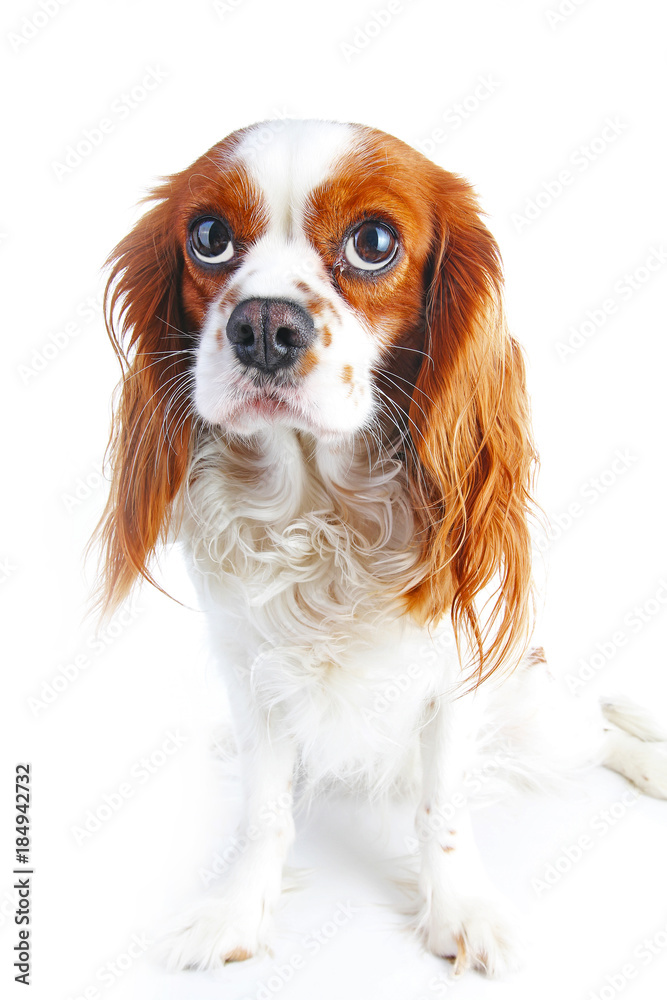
[168,666,296,971]
[416,692,522,977]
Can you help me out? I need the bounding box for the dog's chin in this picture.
[199,395,363,445]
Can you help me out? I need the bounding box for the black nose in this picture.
[226,298,315,374]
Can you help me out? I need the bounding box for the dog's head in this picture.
[99,119,536,683]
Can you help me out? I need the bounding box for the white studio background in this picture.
[2,1,667,999]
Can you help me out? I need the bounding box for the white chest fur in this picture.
[181,428,456,788]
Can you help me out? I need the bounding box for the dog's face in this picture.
[101,118,535,685]
[173,120,438,439]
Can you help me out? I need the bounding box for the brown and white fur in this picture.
[95,119,667,975]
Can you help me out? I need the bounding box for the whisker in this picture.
[155,372,196,468]
[121,370,194,493]
[374,373,431,426]
[371,387,424,470]
[155,315,197,339]
[385,343,433,363]
[373,366,438,407]
[130,349,196,358]
[122,351,195,383]
[371,386,432,501]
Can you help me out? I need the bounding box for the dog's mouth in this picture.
[232,377,310,424]
[245,393,294,417]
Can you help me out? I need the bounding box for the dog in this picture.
[95,118,667,975]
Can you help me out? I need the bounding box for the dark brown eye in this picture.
[190,217,234,264]
[344,221,398,271]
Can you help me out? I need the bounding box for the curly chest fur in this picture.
[184,427,426,649]
[181,428,448,783]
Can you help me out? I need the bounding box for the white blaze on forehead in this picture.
[234,119,357,237]
[221,233,332,303]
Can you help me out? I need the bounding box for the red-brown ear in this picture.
[406,171,537,686]
[94,180,194,615]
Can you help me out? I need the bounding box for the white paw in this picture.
[418,891,524,977]
[164,893,271,971]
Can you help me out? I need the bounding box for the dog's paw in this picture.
[163,894,271,971]
[418,891,524,977]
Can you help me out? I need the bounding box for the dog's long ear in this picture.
[94,180,194,616]
[406,170,537,687]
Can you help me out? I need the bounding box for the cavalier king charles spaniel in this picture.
[95,119,667,975]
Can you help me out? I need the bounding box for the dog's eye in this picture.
[190,217,234,264]
[344,222,398,271]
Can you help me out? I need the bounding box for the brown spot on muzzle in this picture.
[298,347,318,379]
